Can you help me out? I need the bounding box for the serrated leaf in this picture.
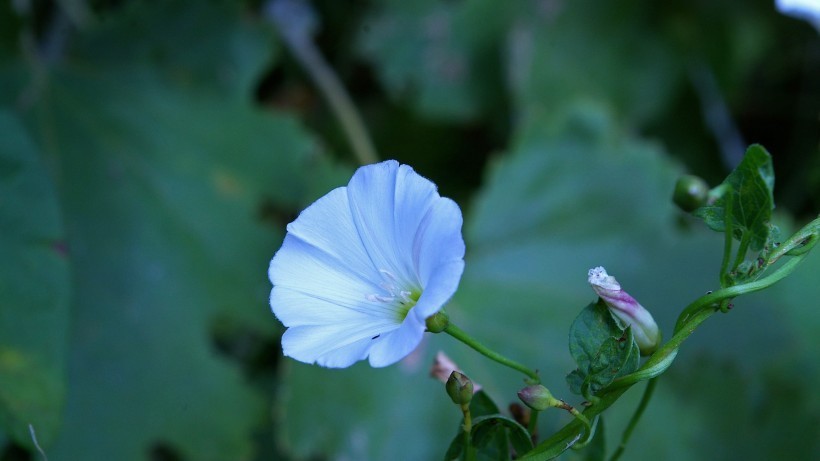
[0,111,69,447]
[694,144,775,251]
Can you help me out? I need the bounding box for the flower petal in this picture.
[367,313,426,367]
[393,164,440,281]
[412,260,465,320]
[412,198,466,318]
[346,160,418,287]
[276,187,379,286]
[270,235,404,326]
[282,321,385,368]
[415,198,465,286]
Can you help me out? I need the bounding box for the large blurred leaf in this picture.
[357,0,514,121]
[508,0,680,125]
[0,111,69,447]
[28,75,315,460]
[68,0,277,100]
[9,2,345,459]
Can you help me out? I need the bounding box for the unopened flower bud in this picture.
[672,175,709,212]
[431,352,482,393]
[517,384,559,411]
[588,266,660,355]
[446,371,474,405]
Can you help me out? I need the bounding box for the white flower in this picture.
[588,266,660,355]
[776,0,820,31]
[269,160,465,368]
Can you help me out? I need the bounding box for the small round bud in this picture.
[445,371,474,405]
[672,174,709,212]
[517,384,559,411]
[425,311,450,333]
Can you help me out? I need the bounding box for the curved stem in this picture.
[520,249,814,460]
[675,254,805,333]
[267,0,378,165]
[608,378,658,461]
[444,323,540,383]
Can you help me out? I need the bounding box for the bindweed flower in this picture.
[269,160,465,368]
[588,266,660,355]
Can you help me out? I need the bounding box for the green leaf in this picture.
[694,144,775,252]
[445,431,465,461]
[509,0,679,125]
[444,390,502,460]
[472,414,533,461]
[0,111,69,448]
[69,0,277,100]
[566,302,640,396]
[11,2,343,459]
[471,389,501,417]
[356,0,514,121]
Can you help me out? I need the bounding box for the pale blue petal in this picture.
[392,164,439,283]
[282,321,388,368]
[415,198,465,285]
[412,260,465,320]
[411,198,466,318]
[270,235,404,325]
[367,313,426,368]
[277,187,379,287]
[271,286,399,328]
[346,160,411,286]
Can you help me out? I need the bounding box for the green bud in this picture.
[517,384,560,411]
[425,311,450,333]
[672,174,709,212]
[445,371,473,405]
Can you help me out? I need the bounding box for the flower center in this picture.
[365,269,421,322]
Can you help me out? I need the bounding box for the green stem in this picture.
[564,405,593,448]
[719,194,734,286]
[608,378,658,461]
[462,403,475,461]
[675,254,805,333]
[730,232,751,275]
[520,250,812,460]
[269,2,378,166]
[444,323,540,383]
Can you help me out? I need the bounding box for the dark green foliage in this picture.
[0,0,817,460]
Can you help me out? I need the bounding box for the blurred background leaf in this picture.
[0,0,817,460]
[0,111,69,449]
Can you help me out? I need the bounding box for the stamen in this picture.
[379,269,398,282]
